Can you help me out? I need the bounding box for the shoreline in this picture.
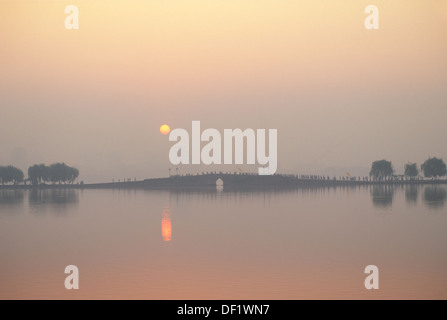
[1,174,446,191]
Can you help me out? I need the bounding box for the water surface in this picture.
[0,185,446,299]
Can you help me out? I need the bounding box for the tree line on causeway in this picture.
[0,163,79,186]
[0,157,446,186]
[370,157,447,179]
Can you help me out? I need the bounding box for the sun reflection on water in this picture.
[161,207,172,242]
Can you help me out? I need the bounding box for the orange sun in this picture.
[160,124,171,135]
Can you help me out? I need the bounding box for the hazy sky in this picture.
[1,0,446,182]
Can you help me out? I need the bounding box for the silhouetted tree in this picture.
[28,164,48,186]
[48,163,79,184]
[421,158,447,178]
[370,160,394,179]
[405,163,419,178]
[0,166,24,185]
[49,163,66,184]
[28,165,38,185]
[12,167,24,184]
[28,163,79,185]
[68,167,79,184]
[0,167,5,185]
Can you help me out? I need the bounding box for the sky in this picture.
[1,0,446,182]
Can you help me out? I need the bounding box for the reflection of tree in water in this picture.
[0,190,25,206]
[29,189,79,208]
[371,185,395,208]
[423,186,446,209]
[405,185,419,205]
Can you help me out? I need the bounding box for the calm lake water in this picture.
[1,185,446,300]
